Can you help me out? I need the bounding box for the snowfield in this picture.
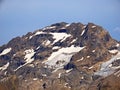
[94,50,120,77]
[29,30,72,44]
[43,45,85,71]
[24,49,35,64]
[15,49,35,71]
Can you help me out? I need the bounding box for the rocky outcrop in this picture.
[0,22,120,90]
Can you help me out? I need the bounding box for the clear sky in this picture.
[0,0,120,46]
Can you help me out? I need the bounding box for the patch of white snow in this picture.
[88,66,94,70]
[114,70,120,75]
[77,57,84,62]
[92,50,95,53]
[116,43,120,47]
[109,50,118,54]
[114,70,120,77]
[92,26,96,28]
[58,73,61,78]
[33,78,38,81]
[51,32,71,44]
[43,26,56,30]
[81,76,84,79]
[94,51,120,77]
[36,46,40,50]
[66,69,73,73]
[24,49,35,64]
[29,31,46,39]
[42,74,47,77]
[64,83,69,87]
[81,29,85,36]
[43,45,85,70]
[42,40,51,46]
[47,45,84,61]
[0,48,12,56]
[87,56,90,58]
[35,31,46,35]
[65,24,70,27]
[52,46,60,50]
[14,49,35,71]
[70,39,77,44]
[0,62,9,71]
[82,26,86,29]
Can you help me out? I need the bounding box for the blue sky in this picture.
[0,0,120,46]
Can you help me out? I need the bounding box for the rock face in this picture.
[0,22,120,90]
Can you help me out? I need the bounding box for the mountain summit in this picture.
[0,22,120,90]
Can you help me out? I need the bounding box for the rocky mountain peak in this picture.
[0,22,120,90]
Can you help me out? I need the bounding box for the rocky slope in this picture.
[0,22,120,90]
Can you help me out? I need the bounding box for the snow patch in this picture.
[94,51,120,77]
[77,57,84,62]
[0,62,9,71]
[109,50,118,54]
[43,45,85,70]
[71,39,77,44]
[25,37,28,39]
[13,54,16,57]
[36,46,40,50]
[64,83,69,87]
[82,25,86,29]
[81,76,84,79]
[0,48,12,56]
[87,56,90,58]
[116,43,120,47]
[30,31,72,44]
[24,49,35,64]
[108,64,112,68]
[14,49,35,71]
[51,32,71,44]
[4,71,7,75]
[114,70,120,77]
[29,36,33,39]
[28,64,34,67]
[116,57,120,60]
[81,29,85,36]
[52,46,60,50]
[42,40,51,46]
[42,74,47,77]
[43,26,56,30]
[58,73,61,78]
[66,69,73,73]
[65,24,70,27]
[60,27,66,29]
[92,26,96,28]
[45,53,73,69]
[35,31,46,35]
[29,31,46,39]
[47,45,84,61]
[88,66,94,69]
[33,78,38,81]
[117,73,120,77]
[92,50,95,53]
